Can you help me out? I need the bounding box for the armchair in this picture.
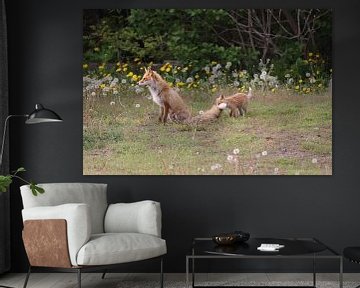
[20,183,166,288]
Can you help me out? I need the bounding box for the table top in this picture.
[190,237,340,258]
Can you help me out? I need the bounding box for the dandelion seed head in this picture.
[227,155,234,162]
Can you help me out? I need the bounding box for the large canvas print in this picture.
[83,9,332,175]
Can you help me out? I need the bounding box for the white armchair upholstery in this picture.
[20,183,166,288]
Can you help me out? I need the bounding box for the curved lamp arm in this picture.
[0,114,28,169]
[0,104,63,170]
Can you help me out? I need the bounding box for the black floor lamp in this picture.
[0,103,62,288]
[0,103,63,167]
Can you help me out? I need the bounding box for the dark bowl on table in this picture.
[212,231,250,246]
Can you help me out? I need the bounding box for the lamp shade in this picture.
[25,104,63,124]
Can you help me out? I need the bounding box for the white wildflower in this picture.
[227,155,234,162]
[233,148,240,155]
[113,89,119,95]
[110,101,115,106]
[312,158,318,164]
[285,74,290,78]
[225,62,232,69]
[186,77,194,83]
[210,163,222,171]
[309,77,316,84]
[135,104,140,108]
[306,72,311,78]
[91,92,96,97]
[260,70,267,80]
[274,167,279,174]
[204,66,210,73]
[232,72,238,78]
[121,79,127,84]
[199,110,204,115]
[233,80,240,87]
[261,151,268,156]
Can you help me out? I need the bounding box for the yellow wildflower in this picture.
[211,61,217,65]
[132,75,138,82]
[94,47,100,52]
[160,66,166,72]
[295,85,300,90]
[299,79,303,83]
[116,68,121,72]
[123,67,128,72]
[308,52,313,57]
[98,65,104,70]
[127,72,134,77]
[165,67,171,73]
[83,64,88,69]
[211,87,217,93]
[195,74,200,79]
[116,62,121,66]
[271,88,275,93]
[318,83,323,88]
[176,82,185,87]
[100,84,106,89]
[134,58,140,62]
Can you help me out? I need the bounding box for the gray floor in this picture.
[0,273,359,288]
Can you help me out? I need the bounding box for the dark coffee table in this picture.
[186,237,342,288]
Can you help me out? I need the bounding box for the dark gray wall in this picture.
[5,0,360,273]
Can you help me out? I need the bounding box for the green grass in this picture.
[83,88,332,175]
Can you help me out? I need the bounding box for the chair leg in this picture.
[160,257,164,288]
[77,268,81,288]
[23,266,31,288]
[101,270,107,279]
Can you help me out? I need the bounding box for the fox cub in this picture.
[188,103,227,124]
[215,88,253,117]
[138,67,191,123]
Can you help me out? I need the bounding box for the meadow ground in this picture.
[83,89,332,175]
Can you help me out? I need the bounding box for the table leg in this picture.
[192,257,195,288]
[186,257,189,288]
[313,254,316,287]
[339,257,343,288]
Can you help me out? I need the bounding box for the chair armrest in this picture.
[22,203,91,266]
[104,200,162,237]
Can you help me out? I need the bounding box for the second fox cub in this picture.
[216,88,253,117]
[138,67,191,123]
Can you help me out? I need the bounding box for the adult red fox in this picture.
[215,88,253,117]
[138,68,191,123]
